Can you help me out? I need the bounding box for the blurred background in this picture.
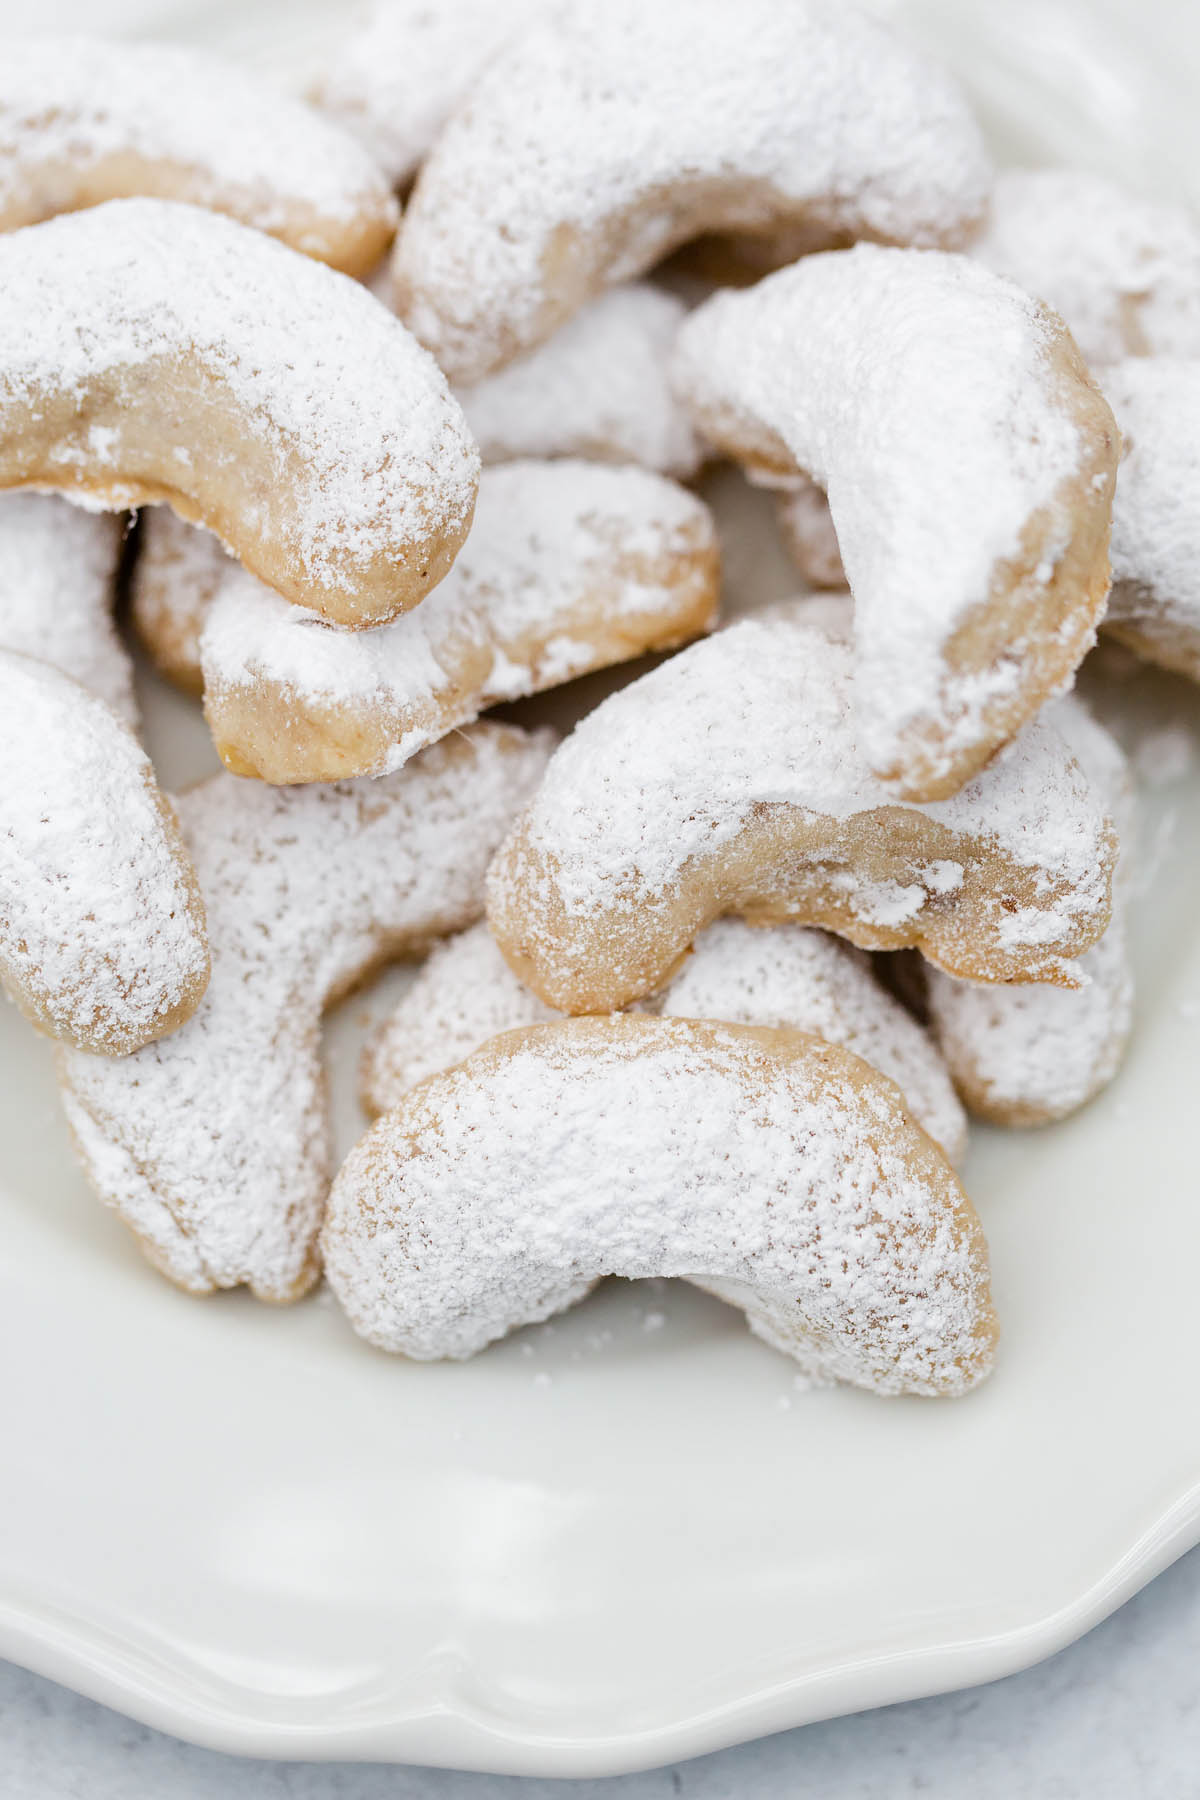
[7,0,1200,206]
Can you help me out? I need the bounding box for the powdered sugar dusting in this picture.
[393,0,991,381]
[324,1016,996,1396]
[973,169,1200,367]
[56,724,553,1301]
[927,917,1132,1125]
[131,507,227,692]
[362,921,555,1111]
[458,286,702,477]
[200,459,717,779]
[1104,358,1200,679]
[924,698,1135,1124]
[362,916,966,1162]
[0,651,207,1053]
[0,37,397,256]
[311,0,548,186]
[509,615,1110,910]
[0,199,478,617]
[0,494,131,720]
[672,246,1098,787]
[488,611,1115,995]
[659,921,966,1162]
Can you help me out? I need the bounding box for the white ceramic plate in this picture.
[3,0,1200,1778]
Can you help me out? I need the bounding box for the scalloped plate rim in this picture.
[3,1474,1200,1776]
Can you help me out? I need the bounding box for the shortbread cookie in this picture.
[325,1016,998,1396]
[136,450,716,702]
[392,0,991,382]
[774,184,1200,621]
[311,0,547,189]
[973,169,1200,368]
[361,920,556,1111]
[458,286,702,477]
[0,495,131,720]
[1102,359,1200,681]
[0,199,478,627]
[1,651,208,1055]
[924,700,1135,1126]
[774,479,847,593]
[486,612,1117,1014]
[200,460,719,783]
[57,724,552,1302]
[129,508,224,697]
[658,922,967,1162]
[927,910,1132,1129]
[0,38,397,275]
[360,917,967,1161]
[672,246,1119,799]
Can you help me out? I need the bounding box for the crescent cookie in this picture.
[129,508,223,698]
[775,187,1200,599]
[927,909,1133,1129]
[973,169,1200,368]
[360,917,967,1163]
[56,724,553,1303]
[486,611,1118,1015]
[924,699,1135,1126]
[0,38,397,276]
[0,199,478,628]
[311,0,548,190]
[391,0,991,382]
[672,246,1119,800]
[199,460,719,783]
[325,1016,998,1397]
[0,495,131,721]
[1101,359,1200,681]
[1,651,208,1055]
[457,285,702,478]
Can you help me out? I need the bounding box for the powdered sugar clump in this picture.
[672,246,1107,793]
[459,286,702,477]
[1,651,207,1054]
[0,199,478,620]
[0,38,396,262]
[325,1016,996,1396]
[0,495,130,719]
[393,0,990,380]
[973,169,1200,367]
[57,724,552,1302]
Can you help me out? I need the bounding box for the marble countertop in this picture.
[4,1544,1199,1799]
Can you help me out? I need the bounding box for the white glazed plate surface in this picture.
[3,0,1200,1777]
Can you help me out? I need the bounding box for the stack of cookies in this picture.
[5,0,1196,1399]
